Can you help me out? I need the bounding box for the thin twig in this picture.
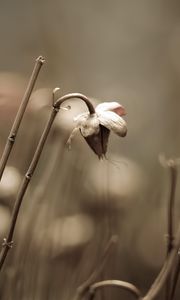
[166,160,177,300]
[0,91,95,272]
[87,280,142,300]
[0,56,45,181]
[73,235,118,300]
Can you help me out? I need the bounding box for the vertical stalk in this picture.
[169,250,180,299]
[166,161,177,300]
[0,107,58,271]
[0,56,45,181]
[143,223,180,300]
[167,161,177,253]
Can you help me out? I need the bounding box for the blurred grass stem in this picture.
[166,161,177,300]
[86,223,180,300]
[74,235,118,300]
[169,249,180,300]
[143,223,180,300]
[87,280,142,300]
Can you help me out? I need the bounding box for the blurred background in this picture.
[0,0,180,299]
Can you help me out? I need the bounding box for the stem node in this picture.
[36,56,45,64]
[8,134,16,144]
[2,239,13,249]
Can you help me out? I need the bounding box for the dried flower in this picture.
[67,101,127,158]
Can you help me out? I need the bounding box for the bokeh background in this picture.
[0,0,180,299]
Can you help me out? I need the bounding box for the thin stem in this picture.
[85,222,180,300]
[166,161,177,300]
[0,107,58,271]
[167,161,177,253]
[0,91,95,272]
[0,56,45,181]
[143,223,180,300]
[73,235,118,300]
[169,249,180,299]
[54,93,95,114]
[87,280,142,300]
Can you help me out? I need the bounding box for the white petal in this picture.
[74,113,100,137]
[74,112,88,122]
[96,102,126,116]
[97,111,127,137]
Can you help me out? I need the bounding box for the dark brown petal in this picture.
[80,126,110,159]
[100,125,110,156]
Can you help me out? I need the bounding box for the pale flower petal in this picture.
[96,102,126,116]
[97,110,127,137]
[74,113,100,137]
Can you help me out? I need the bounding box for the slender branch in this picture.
[0,56,45,181]
[0,91,95,272]
[73,235,118,300]
[166,160,177,300]
[0,107,58,271]
[87,280,142,300]
[54,93,95,115]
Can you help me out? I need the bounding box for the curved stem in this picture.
[54,93,95,114]
[143,223,180,300]
[0,56,45,182]
[86,212,180,300]
[73,235,118,300]
[88,280,142,300]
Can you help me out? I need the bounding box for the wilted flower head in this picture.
[67,101,127,158]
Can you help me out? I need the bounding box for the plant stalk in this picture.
[73,235,118,300]
[143,223,180,300]
[0,92,95,272]
[166,162,177,300]
[0,107,58,271]
[0,56,45,181]
[88,280,142,300]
